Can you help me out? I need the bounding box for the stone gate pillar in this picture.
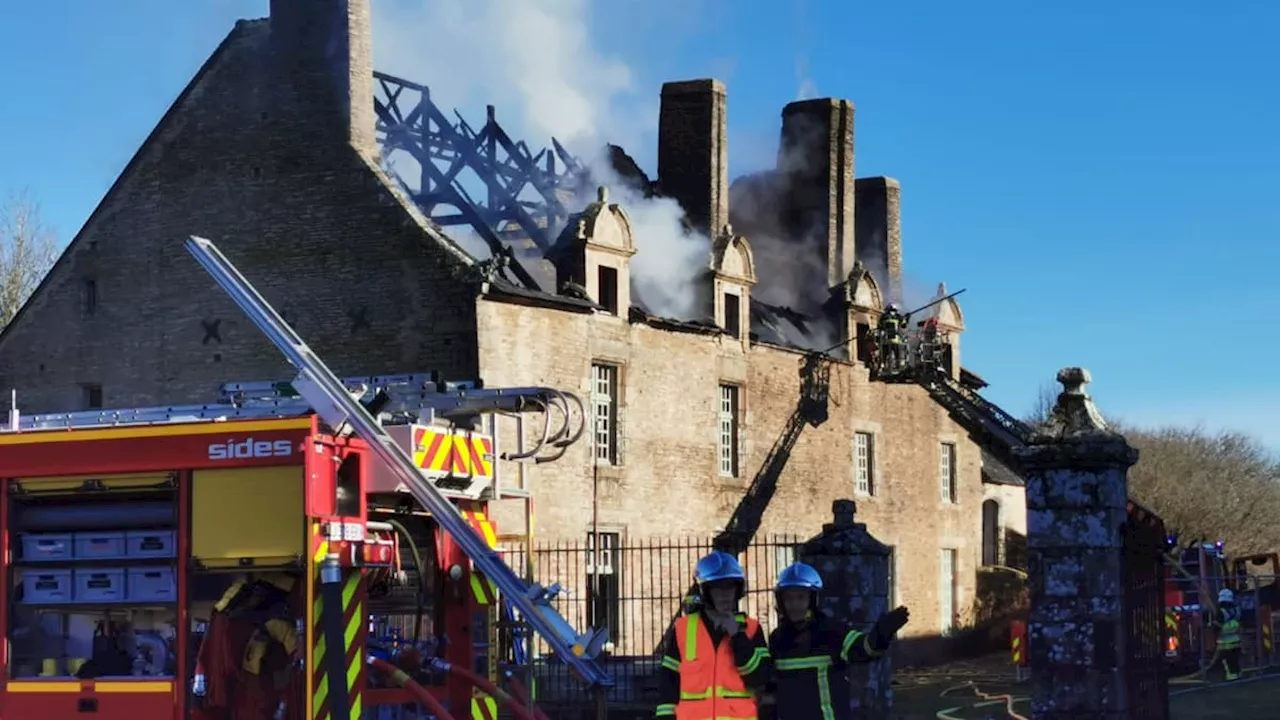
[798,499,892,719]
[1012,368,1138,719]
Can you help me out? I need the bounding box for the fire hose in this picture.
[427,657,541,720]
[368,656,458,720]
[367,653,544,720]
[503,671,552,720]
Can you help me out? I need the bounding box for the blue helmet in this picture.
[694,551,746,595]
[776,563,823,592]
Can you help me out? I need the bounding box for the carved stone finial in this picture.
[936,281,947,297]
[597,185,609,203]
[722,223,734,239]
[832,499,857,527]
[1044,366,1112,437]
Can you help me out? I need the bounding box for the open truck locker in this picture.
[0,237,611,720]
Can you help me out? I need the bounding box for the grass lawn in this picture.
[1170,675,1280,720]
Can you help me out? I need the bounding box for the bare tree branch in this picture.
[0,190,59,329]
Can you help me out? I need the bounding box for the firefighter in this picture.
[766,563,910,720]
[194,573,302,720]
[655,550,773,720]
[877,304,906,373]
[1210,588,1242,681]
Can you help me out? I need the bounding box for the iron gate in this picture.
[1124,500,1170,719]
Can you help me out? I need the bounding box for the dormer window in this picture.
[723,292,741,339]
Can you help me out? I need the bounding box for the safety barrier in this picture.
[1009,619,1028,681]
[494,533,803,715]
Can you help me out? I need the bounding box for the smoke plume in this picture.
[371,0,712,320]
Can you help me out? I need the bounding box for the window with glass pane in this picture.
[939,442,957,503]
[854,432,874,495]
[718,385,740,477]
[591,364,619,464]
[940,548,957,633]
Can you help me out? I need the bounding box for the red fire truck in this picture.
[0,237,611,720]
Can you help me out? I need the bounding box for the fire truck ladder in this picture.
[183,236,613,689]
[918,370,1035,470]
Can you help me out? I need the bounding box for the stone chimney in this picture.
[854,177,903,304]
[658,79,729,240]
[268,0,377,160]
[778,99,856,291]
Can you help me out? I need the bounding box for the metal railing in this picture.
[497,534,803,708]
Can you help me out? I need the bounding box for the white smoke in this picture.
[371,0,711,319]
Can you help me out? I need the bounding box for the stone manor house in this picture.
[0,0,1026,650]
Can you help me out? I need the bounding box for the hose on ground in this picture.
[936,681,1029,720]
[368,656,458,720]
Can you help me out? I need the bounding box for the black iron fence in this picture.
[496,534,803,710]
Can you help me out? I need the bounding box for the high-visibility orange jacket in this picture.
[655,611,772,720]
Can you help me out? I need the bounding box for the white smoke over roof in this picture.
[371,0,712,320]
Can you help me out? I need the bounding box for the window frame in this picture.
[590,363,620,465]
[717,384,741,478]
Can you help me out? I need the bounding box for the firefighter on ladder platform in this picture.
[1210,588,1243,681]
[656,551,773,720]
[193,573,304,720]
[764,563,910,720]
[876,304,907,375]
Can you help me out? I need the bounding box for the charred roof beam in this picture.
[373,72,586,266]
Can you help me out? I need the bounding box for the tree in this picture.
[0,190,59,330]
[1024,379,1280,554]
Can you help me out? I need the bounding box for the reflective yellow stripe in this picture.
[776,655,833,671]
[661,655,681,672]
[737,646,768,675]
[678,686,756,701]
[684,615,699,662]
[655,703,676,717]
[816,665,835,720]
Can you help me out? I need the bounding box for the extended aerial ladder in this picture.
[178,236,613,697]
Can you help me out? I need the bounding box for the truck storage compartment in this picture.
[21,569,73,604]
[15,501,175,532]
[126,529,176,558]
[126,567,177,603]
[19,533,74,562]
[74,531,126,559]
[73,568,126,603]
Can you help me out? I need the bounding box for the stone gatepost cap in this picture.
[1014,366,1139,468]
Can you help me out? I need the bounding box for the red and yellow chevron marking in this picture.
[311,568,366,720]
[313,522,330,565]
[461,510,500,605]
[411,428,494,480]
[471,694,499,720]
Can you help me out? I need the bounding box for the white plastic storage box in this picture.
[74,531,126,560]
[74,568,126,603]
[22,569,73,604]
[125,530,176,559]
[20,533,74,562]
[126,567,177,603]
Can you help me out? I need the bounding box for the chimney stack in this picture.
[269,0,377,159]
[778,99,856,290]
[854,177,903,303]
[658,79,729,240]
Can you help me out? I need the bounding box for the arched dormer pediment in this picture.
[845,262,884,312]
[709,224,756,285]
[575,185,636,256]
[922,282,965,330]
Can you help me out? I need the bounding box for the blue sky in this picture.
[2,1,1278,447]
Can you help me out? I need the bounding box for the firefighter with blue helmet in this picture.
[766,562,910,720]
[655,550,773,720]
